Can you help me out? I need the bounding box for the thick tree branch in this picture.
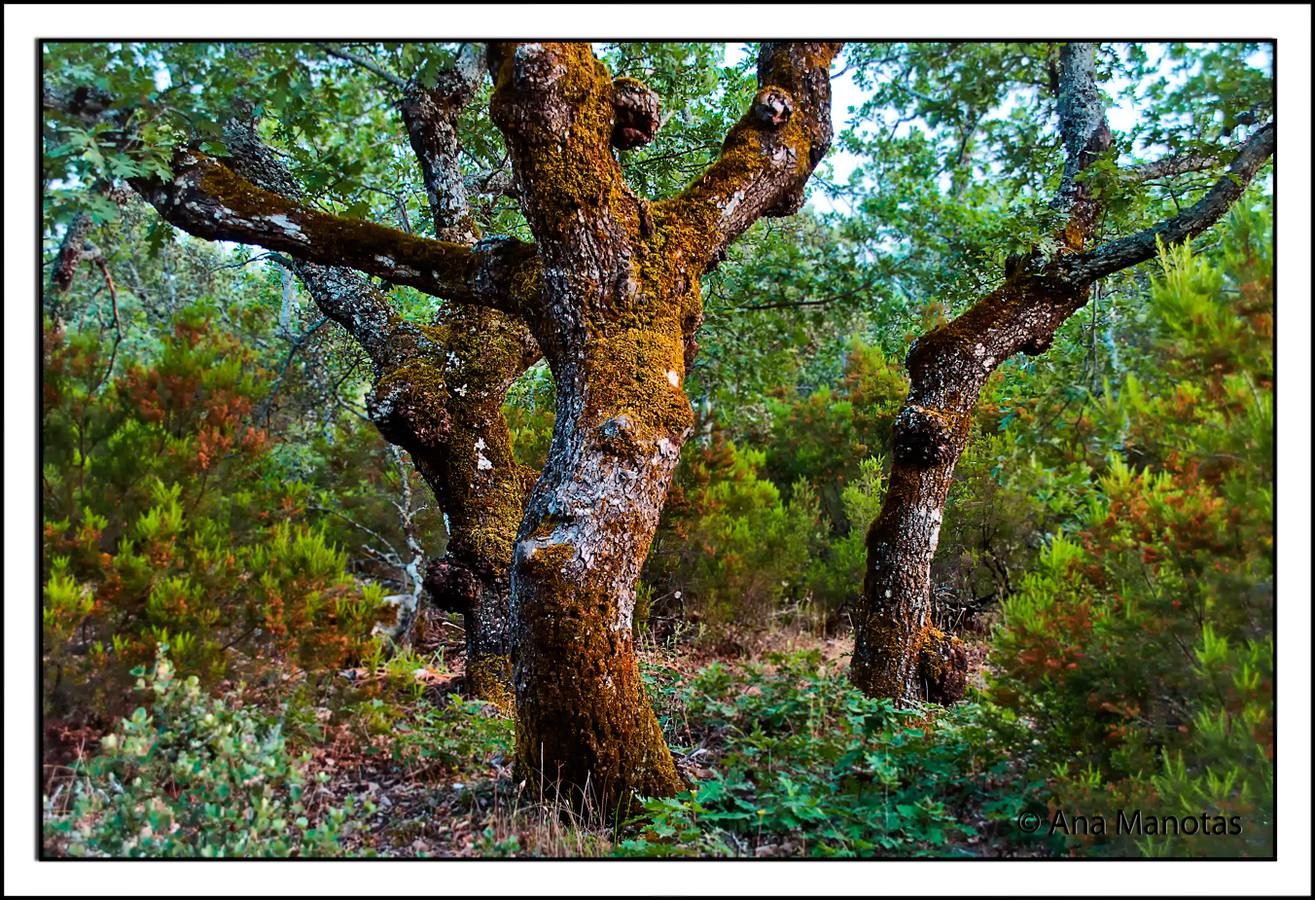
[130,150,540,315]
[400,42,487,243]
[487,41,635,259]
[661,42,841,268]
[1124,150,1220,182]
[45,85,542,317]
[212,122,443,371]
[1062,123,1275,284]
[291,261,433,372]
[1052,43,1112,223]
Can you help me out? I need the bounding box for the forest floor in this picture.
[306,620,856,857]
[291,610,1017,859]
[43,609,1023,859]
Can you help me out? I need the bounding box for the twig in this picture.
[316,42,407,90]
[255,316,330,424]
[87,257,123,395]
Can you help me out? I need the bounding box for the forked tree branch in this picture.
[661,42,842,268]
[1063,123,1275,284]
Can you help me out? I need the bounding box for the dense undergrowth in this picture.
[41,184,1274,858]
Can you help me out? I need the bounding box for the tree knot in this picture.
[423,556,481,617]
[611,76,662,150]
[751,87,795,128]
[595,414,643,456]
[892,403,958,467]
[367,375,452,451]
[918,626,969,704]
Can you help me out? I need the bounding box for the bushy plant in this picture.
[383,695,514,781]
[44,646,367,858]
[42,310,386,718]
[644,432,821,642]
[986,203,1274,857]
[620,651,1041,857]
[799,455,887,618]
[763,338,908,533]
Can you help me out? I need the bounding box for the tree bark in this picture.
[393,47,540,707]
[849,43,1275,703]
[192,79,541,708]
[486,40,839,811]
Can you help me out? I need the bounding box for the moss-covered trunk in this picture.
[850,273,1091,702]
[508,261,696,809]
[374,303,538,711]
[848,326,981,701]
[481,40,837,811]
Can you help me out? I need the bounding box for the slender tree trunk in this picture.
[851,279,1084,701]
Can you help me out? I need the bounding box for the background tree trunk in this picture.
[849,42,1274,703]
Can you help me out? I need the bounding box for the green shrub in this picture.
[620,651,1041,857]
[384,695,514,781]
[644,433,821,641]
[986,203,1274,857]
[41,311,387,718]
[44,646,367,858]
[800,455,887,618]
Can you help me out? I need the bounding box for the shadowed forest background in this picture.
[40,40,1275,858]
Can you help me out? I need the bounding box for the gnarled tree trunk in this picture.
[55,39,840,811]
[850,43,1275,703]
[198,51,541,708]
[486,40,840,810]
[391,50,540,707]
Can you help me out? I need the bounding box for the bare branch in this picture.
[1062,123,1274,285]
[1124,151,1221,182]
[48,213,98,295]
[316,42,408,90]
[253,314,329,423]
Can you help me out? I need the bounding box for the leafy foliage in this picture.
[41,306,386,718]
[986,203,1274,857]
[44,646,366,858]
[617,651,1042,857]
